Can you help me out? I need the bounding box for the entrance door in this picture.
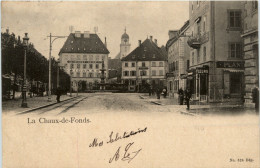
[230,73,242,94]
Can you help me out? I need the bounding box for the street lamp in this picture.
[47,33,67,102]
[21,33,29,108]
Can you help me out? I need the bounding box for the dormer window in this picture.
[78,48,80,51]
[84,48,86,50]
[72,48,73,50]
[153,54,156,58]
[71,41,73,44]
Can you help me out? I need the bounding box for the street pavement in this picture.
[2,92,257,116]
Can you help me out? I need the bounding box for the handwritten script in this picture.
[89,127,147,163]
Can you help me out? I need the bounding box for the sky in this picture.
[1,1,189,59]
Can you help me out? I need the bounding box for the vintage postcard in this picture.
[1,1,259,167]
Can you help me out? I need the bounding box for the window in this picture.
[228,10,241,29]
[131,71,136,76]
[102,55,105,60]
[89,64,93,69]
[77,72,80,77]
[124,71,129,76]
[192,52,194,65]
[77,64,80,69]
[142,62,146,67]
[152,62,156,67]
[152,70,156,76]
[89,73,93,77]
[187,60,190,70]
[229,43,242,58]
[125,47,127,52]
[253,1,258,11]
[159,70,163,76]
[89,55,93,61]
[159,62,163,67]
[131,62,135,67]
[176,61,179,70]
[203,16,206,32]
[83,64,86,69]
[140,71,147,76]
[71,55,75,60]
[130,80,136,85]
[197,22,201,36]
[96,64,99,69]
[125,62,128,67]
[70,71,74,76]
[197,50,200,63]
[203,47,206,61]
[83,72,86,77]
[83,55,87,60]
[77,55,81,60]
[70,64,74,69]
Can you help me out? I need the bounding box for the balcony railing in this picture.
[187,32,209,49]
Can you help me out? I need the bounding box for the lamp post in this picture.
[47,33,67,102]
[21,33,29,108]
[57,59,60,88]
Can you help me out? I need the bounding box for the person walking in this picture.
[178,88,184,105]
[252,87,259,113]
[162,87,167,98]
[56,87,62,103]
[184,88,192,110]
[156,87,161,99]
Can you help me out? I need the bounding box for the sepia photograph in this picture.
[1,1,259,167]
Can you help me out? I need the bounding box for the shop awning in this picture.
[223,69,244,73]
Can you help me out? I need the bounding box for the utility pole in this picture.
[47,33,67,102]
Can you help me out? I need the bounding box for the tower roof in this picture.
[121,27,129,39]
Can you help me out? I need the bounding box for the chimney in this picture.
[150,36,153,41]
[75,31,81,38]
[154,39,158,46]
[105,37,107,47]
[18,36,21,44]
[83,31,90,38]
[138,40,141,46]
[168,30,178,39]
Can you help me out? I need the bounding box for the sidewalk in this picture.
[139,93,257,115]
[2,94,77,114]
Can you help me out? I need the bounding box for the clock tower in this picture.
[120,28,131,59]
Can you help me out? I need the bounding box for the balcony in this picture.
[187,36,201,49]
[187,32,209,49]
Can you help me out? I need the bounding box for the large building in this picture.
[121,36,167,91]
[242,0,258,107]
[187,1,244,102]
[166,21,190,98]
[59,31,109,91]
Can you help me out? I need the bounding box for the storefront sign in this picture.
[196,67,209,74]
[67,61,103,63]
[139,67,148,70]
[216,61,244,68]
[166,73,174,77]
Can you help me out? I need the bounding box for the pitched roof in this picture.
[59,33,109,54]
[121,39,167,61]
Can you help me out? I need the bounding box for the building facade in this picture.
[121,37,167,91]
[242,0,258,107]
[59,31,109,91]
[166,21,190,98]
[188,1,244,102]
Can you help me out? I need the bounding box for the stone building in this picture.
[121,37,167,91]
[187,1,244,102]
[166,21,190,98]
[59,31,109,91]
[115,28,131,59]
[242,0,258,107]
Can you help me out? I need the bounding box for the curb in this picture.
[180,111,196,116]
[151,101,165,106]
[17,96,78,114]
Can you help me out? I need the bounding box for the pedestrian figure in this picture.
[178,88,184,105]
[156,87,161,99]
[252,87,259,113]
[149,85,152,96]
[184,88,192,110]
[162,87,167,98]
[56,87,62,103]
